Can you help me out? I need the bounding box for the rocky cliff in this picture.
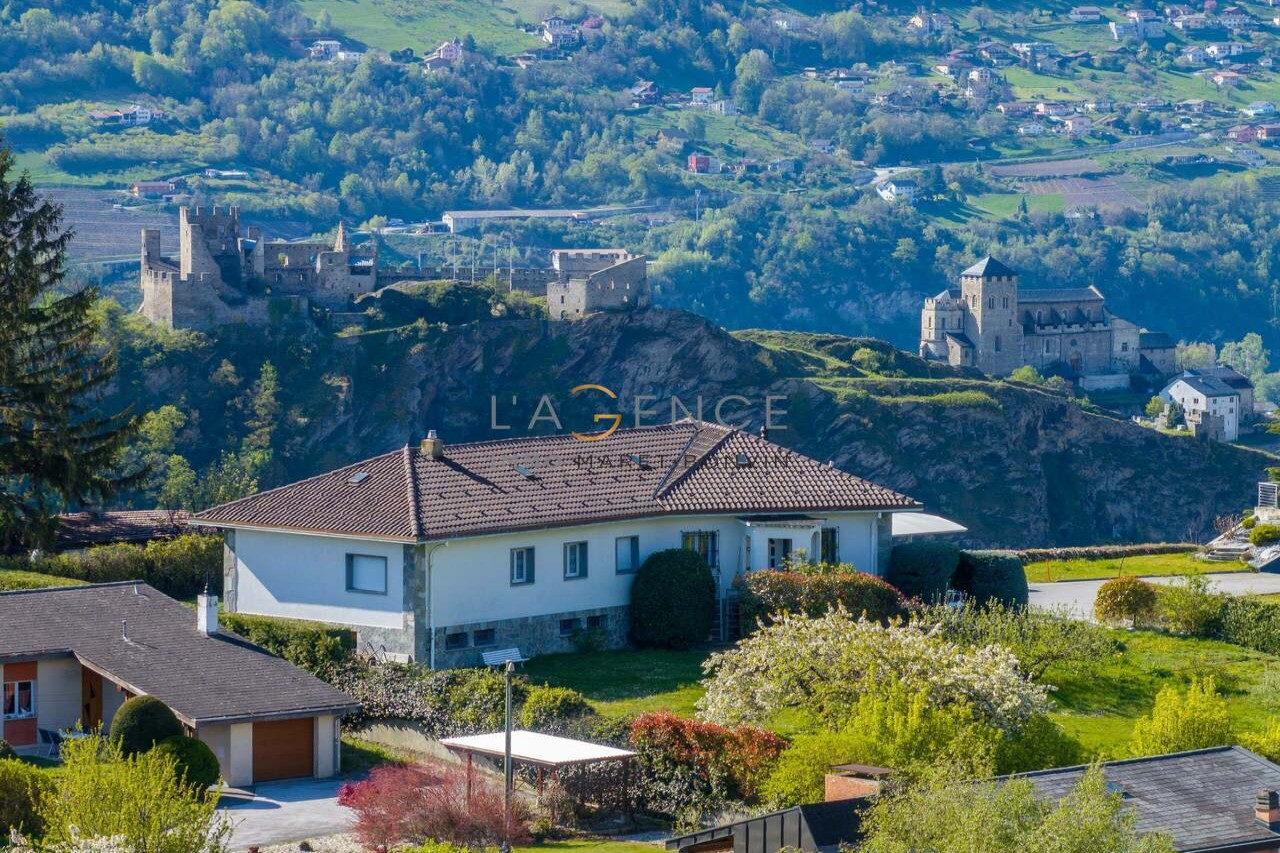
[118,307,1267,547]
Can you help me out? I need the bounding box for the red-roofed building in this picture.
[196,422,939,666]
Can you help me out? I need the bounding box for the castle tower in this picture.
[958,256,1023,376]
[334,221,348,253]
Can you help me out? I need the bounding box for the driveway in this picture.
[1029,571,1280,619]
[219,777,354,850]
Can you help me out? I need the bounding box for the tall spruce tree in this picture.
[0,145,135,549]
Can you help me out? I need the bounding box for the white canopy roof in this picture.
[892,512,967,537]
[440,729,636,767]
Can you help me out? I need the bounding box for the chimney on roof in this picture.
[420,429,444,459]
[1256,790,1280,830]
[825,764,893,803]
[197,590,219,636]
[759,423,769,441]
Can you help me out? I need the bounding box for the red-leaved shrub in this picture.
[339,762,531,849]
[629,711,786,803]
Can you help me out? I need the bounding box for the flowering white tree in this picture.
[696,610,1050,733]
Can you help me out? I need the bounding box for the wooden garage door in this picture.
[252,717,314,782]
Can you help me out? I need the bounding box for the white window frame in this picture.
[511,547,535,586]
[564,541,589,580]
[345,554,387,595]
[3,679,36,720]
[616,536,641,574]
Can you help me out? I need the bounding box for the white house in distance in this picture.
[197,421,937,668]
[1161,371,1242,441]
[877,180,918,204]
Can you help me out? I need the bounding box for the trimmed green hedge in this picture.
[1217,597,1280,655]
[0,569,86,592]
[739,570,903,632]
[1013,543,1197,562]
[111,696,184,755]
[953,551,1028,607]
[220,612,355,675]
[153,735,221,790]
[0,534,223,599]
[886,541,960,602]
[1251,525,1280,547]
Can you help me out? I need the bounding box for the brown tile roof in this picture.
[197,421,919,541]
[55,510,192,550]
[0,582,358,726]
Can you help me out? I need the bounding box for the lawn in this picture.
[970,191,1065,219]
[515,841,658,853]
[1048,630,1280,757]
[522,648,707,719]
[1023,551,1242,583]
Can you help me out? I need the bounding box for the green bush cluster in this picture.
[0,758,51,837]
[1243,515,1258,530]
[630,549,716,649]
[1251,524,1280,547]
[739,569,903,631]
[519,685,596,732]
[111,696,185,756]
[1217,597,1280,655]
[886,541,960,602]
[0,569,85,592]
[220,612,355,676]
[0,534,223,599]
[953,551,1028,607]
[152,736,221,790]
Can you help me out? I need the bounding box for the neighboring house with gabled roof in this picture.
[0,582,357,785]
[197,422,928,667]
[1161,372,1243,441]
[54,509,192,551]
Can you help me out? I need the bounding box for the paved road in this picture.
[1029,571,1280,619]
[219,777,354,850]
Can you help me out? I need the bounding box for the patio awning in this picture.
[892,512,967,537]
[439,729,636,768]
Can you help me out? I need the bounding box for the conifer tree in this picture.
[0,144,135,548]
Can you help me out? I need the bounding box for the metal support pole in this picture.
[503,660,514,843]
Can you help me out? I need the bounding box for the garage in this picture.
[252,717,315,782]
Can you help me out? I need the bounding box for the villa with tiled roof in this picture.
[197,421,935,667]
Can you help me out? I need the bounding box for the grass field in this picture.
[297,0,635,54]
[970,191,1066,218]
[523,648,706,719]
[1023,551,1240,583]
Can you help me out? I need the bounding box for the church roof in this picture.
[1140,331,1175,349]
[1018,286,1104,303]
[960,256,1017,278]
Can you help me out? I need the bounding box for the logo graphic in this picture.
[569,384,623,442]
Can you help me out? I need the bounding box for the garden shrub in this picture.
[144,535,223,599]
[1094,577,1158,626]
[886,541,960,602]
[1240,723,1280,763]
[1129,677,1232,757]
[1156,572,1226,637]
[68,543,150,585]
[629,712,785,823]
[761,728,861,808]
[0,741,13,759]
[1243,515,1258,530]
[0,758,50,836]
[0,569,85,592]
[339,762,531,848]
[953,551,1028,607]
[993,714,1083,775]
[152,736,221,790]
[519,685,595,732]
[110,695,184,755]
[1216,597,1280,656]
[220,612,355,675]
[739,569,903,632]
[630,549,716,649]
[913,601,1117,679]
[441,668,522,732]
[1251,524,1280,547]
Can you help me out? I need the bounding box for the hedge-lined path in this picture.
[1030,572,1280,619]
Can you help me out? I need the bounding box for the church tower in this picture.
[959,256,1023,376]
[334,221,348,253]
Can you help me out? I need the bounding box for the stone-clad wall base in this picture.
[353,625,417,662]
[431,604,630,669]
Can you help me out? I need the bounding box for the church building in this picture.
[919,257,1169,380]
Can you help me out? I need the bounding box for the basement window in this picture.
[472,628,497,647]
[445,632,469,651]
[559,618,582,636]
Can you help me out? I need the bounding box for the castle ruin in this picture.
[140,206,378,330]
[545,249,649,320]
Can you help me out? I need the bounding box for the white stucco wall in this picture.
[36,659,81,732]
[427,511,882,628]
[315,714,338,778]
[198,724,232,783]
[226,510,886,635]
[228,723,253,787]
[232,529,407,628]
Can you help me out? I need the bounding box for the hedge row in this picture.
[220,612,355,675]
[952,551,1028,608]
[1012,543,1198,563]
[1216,597,1280,656]
[0,534,223,599]
[0,569,86,592]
